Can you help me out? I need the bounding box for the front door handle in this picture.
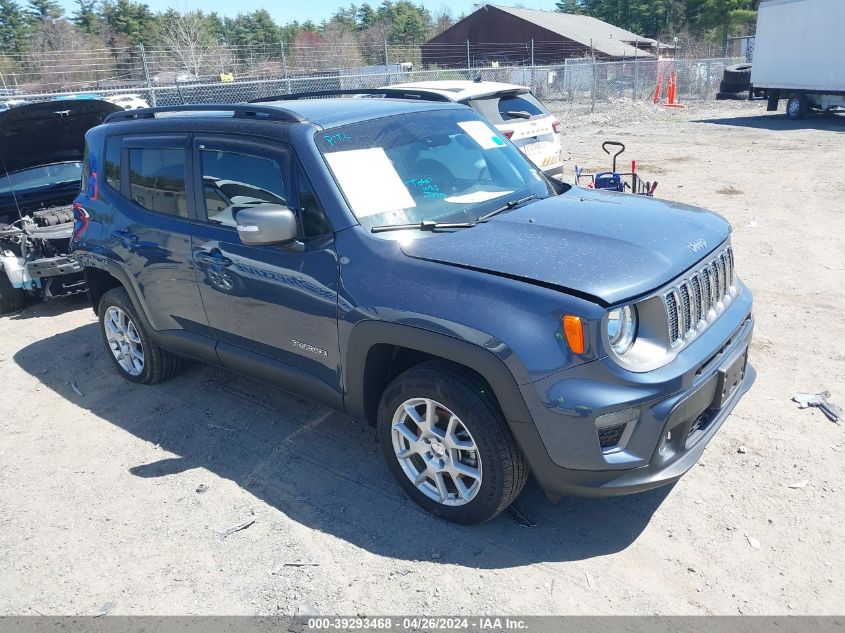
[195,250,232,267]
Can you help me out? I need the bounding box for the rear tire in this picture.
[786,93,809,120]
[97,287,180,384]
[377,361,528,524]
[0,269,26,314]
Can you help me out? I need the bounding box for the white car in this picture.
[105,94,150,110]
[385,80,563,177]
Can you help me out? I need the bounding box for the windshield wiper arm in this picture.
[476,194,541,223]
[370,195,543,233]
[370,220,476,233]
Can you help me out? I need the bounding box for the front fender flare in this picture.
[343,320,555,482]
[343,320,533,425]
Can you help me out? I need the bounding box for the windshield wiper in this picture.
[370,195,543,233]
[370,220,476,233]
[475,194,541,223]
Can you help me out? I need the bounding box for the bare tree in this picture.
[29,18,113,89]
[154,10,232,79]
[358,21,391,64]
[321,22,364,70]
[291,26,364,72]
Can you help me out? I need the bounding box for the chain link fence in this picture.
[0,41,739,110]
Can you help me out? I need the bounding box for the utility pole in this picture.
[633,39,639,99]
[139,43,156,107]
[530,39,535,90]
[590,39,596,113]
[280,42,292,93]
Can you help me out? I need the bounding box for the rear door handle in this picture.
[195,251,232,267]
[111,229,138,247]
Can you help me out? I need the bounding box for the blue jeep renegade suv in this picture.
[70,98,755,524]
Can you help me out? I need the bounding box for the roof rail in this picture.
[104,104,306,124]
[250,88,453,104]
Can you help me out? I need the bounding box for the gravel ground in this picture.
[0,100,843,616]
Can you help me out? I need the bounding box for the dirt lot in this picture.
[1,100,843,616]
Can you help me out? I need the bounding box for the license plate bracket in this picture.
[714,346,748,408]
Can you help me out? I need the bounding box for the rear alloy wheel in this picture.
[103,305,144,376]
[98,287,180,384]
[378,361,528,524]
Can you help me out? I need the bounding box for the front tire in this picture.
[97,287,180,384]
[377,361,528,524]
[0,269,26,314]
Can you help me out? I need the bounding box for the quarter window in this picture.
[104,138,121,191]
[199,150,287,228]
[128,147,188,217]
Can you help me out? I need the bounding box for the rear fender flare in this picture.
[78,253,149,322]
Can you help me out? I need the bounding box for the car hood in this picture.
[0,99,120,174]
[399,187,731,306]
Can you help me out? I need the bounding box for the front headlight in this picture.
[606,305,637,355]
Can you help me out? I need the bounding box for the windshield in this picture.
[315,109,554,230]
[0,162,82,195]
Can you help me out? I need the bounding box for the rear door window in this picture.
[128,147,188,217]
[467,93,549,123]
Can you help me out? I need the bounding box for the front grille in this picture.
[690,274,703,322]
[665,291,680,342]
[663,246,736,348]
[598,423,627,450]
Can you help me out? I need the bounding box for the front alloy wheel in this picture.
[391,398,482,506]
[377,361,528,524]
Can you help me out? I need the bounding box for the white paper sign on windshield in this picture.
[445,190,512,204]
[324,148,416,218]
[458,120,507,150]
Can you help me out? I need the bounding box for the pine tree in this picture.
[101,0,155,45]
[26,0,62,21]
[0,0,31,53]
[72,0,100,35]
[555,0,584,13]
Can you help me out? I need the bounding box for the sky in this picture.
[56,0,561,25]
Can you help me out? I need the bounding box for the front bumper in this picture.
[517,283,755,497]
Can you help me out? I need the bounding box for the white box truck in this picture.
[751,0,845,119]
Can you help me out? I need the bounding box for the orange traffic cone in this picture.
[653,74,663,104]
[663,72,686,109]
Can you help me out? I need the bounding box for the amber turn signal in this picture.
[562,315,586,354]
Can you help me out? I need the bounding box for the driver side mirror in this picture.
[236,205,302,250]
